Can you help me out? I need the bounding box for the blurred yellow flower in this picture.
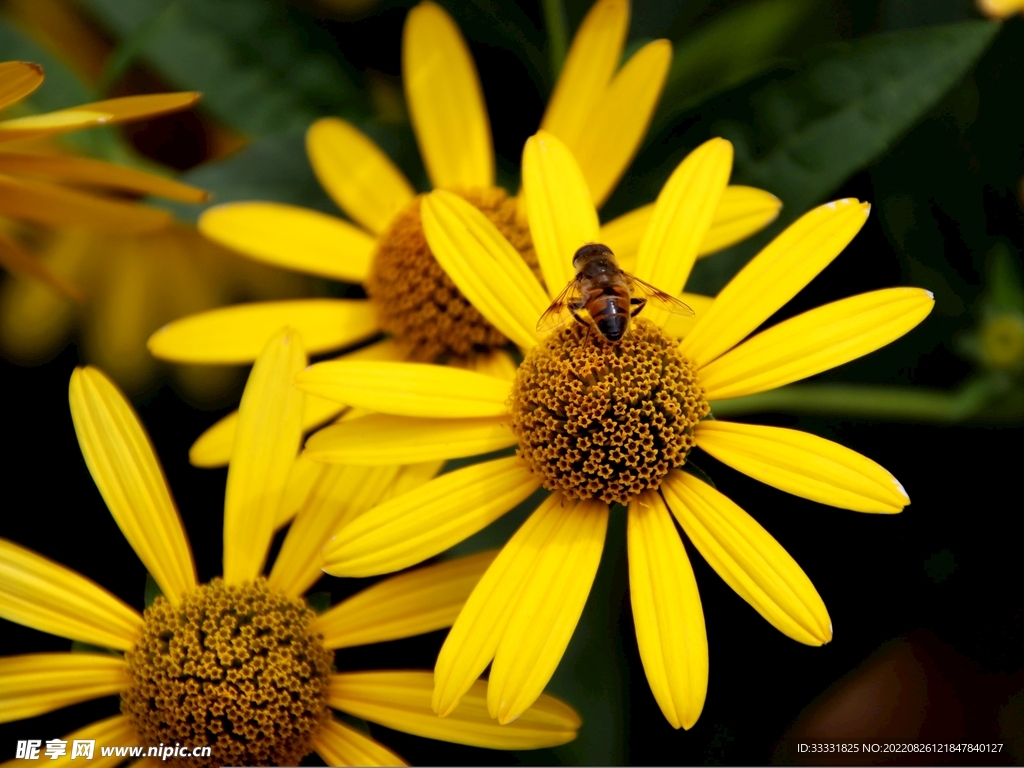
[150,0,783,465]
[0,332,580,766]
[293,132,933,730]
[976,0,1024,18]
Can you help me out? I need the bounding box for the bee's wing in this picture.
[537,277,584,333]
[626,274,695,317]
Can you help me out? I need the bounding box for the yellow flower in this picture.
[148,0,783,466]
[976,0,1024,18]
[0,330,580,765]
[292,132,934,730]
[0,60,207,289]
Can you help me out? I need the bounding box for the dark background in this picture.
[2,0,1023,764]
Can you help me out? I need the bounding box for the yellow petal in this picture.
[627,491,707,729]
[68,367,196,604]
[488,499,608,724]
[0,151,208,203]
[4,715,140,768]
[662,292,715,339]
[0,92,200,142]
[304,413,516,465]
[198,202,375,282]
[464,348,518,381]
[378,459,445,503]
[274,453,325,529]
[432,493,563,717]
[697,185,782,257]
[603,186,782,270]
[679,199,871,368]
[223,329,306,583]
[312,717,407,767]
[523,131,600,296]
[0,539,141,650]
[296,360,512,418]
[0,173,170,232]
[330,671,580,750]
[572,40,671,208]
[190,339,404,468]
[314,550,497,648]
[699,287,935,400]
[322,457,539,577]
[0,229,83,303]
[422,190,547,350]
[633,138,733,325]
[0,61,43,111]
[147,299,378,364]
[307,117,415,235]
[696,421,909,513]
[541,0,627,154]
[269,465,400,596]
[662,470,832,645]
[403,1,492,189]
[0,653,128,723]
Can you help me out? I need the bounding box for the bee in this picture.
[537,243,694,341]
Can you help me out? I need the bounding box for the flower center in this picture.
[365,187,538,362]
[510,319,709,505]
[122,579,333,768]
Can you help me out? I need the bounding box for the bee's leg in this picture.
[569,302,588,328]
[630,297,647,317]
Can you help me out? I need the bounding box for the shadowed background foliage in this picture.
[1,0,1023,764]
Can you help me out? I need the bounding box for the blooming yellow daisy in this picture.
[147,0,783,467]
[0,330,580,765]
[976,0,1024,18]
[0,60,208,293]
[292,131,934,730]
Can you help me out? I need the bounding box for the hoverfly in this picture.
[537,243,694,341]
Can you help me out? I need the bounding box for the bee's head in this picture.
[572,243,615,269]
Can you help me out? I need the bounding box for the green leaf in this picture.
[727,20,999,221]
[70,641,122,657]
[305,591,331,615]
[0,18,92,109]
[78,0,368,135]
[985,244,1024,315]
[144,573,164,607]
[651,0,817,134]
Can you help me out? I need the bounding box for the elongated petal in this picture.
[488,500,608,724]
[13,715,140,768]
[663,292,715,339]
[148,299,377,364]
[330,672,580,750]
[223,329,306,583]
[69,367,195,603]
[307,117,415,235]
[540,0,627,152]
[275,454,325,529]
[378,459,445,503]
[270,465,400,596]
[0,653,128,723]
[403,1,492,189]
[422,191,548,349]
[662,470,832,645]
[522,131,600,295]
[0,539,141,650]
[304,414,516,465]
[312,717,407,767]
[699,288,935,400]
[0,61,43,111]
[572,40,671,208]
[0,92,200,142]
[634,138,733,325]
[0,229,83,302]
[0,152,207,203]
[696,421,908,513]
[433,493,565,717]
[314,551,497,648]
[322,457,539,577]
[627,491,707,729]
[680,199,871,368]
[603,186,782,270]
[190,339,404,468]
[0,173,170,232]
[199,202,375,282]
[297,360,512,418]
